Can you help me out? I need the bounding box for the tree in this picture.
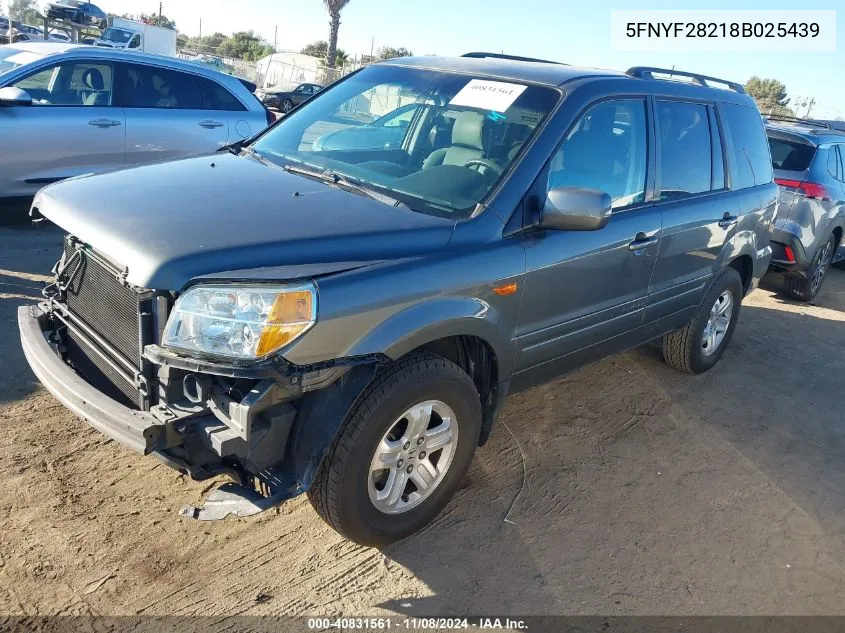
[217,31,274,61]
[322,0,351,69]
[377,46,412,60]
[301,40,348,66]
[138,12,176,30]
[9,0,41,25]
[745,76,793,115]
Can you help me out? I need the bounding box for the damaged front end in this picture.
[19,236,384,519]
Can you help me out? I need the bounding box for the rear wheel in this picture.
[308,353,481,546]
[785,234,835,301]
[663,267,743,374]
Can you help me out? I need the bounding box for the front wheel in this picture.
[281,98,293,113]
[663,267,743,374]
[308,353,481,546]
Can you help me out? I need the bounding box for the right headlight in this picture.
[161,282,317,360]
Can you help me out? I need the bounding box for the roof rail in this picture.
[764,115,832,130]
[626,66,745,94]
[461,52,564,65]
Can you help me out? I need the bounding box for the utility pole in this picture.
[158,2,162,26]
[370,36,374,61]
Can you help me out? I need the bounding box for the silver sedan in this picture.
[0,42,271,221]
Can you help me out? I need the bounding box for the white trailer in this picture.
[94,18,177,56]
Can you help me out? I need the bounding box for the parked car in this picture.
[0,42,273,221]
[764,116,845,300]
[313,102,418,151]
[18,53,775,545]
[48,30,72,43]
[257,82,322,112]
[47,0,108,30]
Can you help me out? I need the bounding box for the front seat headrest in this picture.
[451,111,484,150]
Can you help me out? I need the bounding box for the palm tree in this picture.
[322,0,351,69]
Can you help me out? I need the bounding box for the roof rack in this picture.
[763,115,832,129]
[461,52,564,65]
[626,66,745,94]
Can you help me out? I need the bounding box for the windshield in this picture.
[100,28,134,43]
[0,47,43,76]
[252,64,559,218]
[57,0,84,6]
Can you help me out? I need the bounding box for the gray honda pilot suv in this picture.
[18,54,776,545]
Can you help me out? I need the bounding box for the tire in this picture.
[663,267,743,374]
[281,98,293,113]
[308,353,482,546]
[785,234,835,302]
[98,19,107,30]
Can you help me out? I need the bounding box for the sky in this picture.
[100,0,844,118]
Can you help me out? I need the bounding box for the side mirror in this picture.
[0,86,33,107]
[541,186,612,231]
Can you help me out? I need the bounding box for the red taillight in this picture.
[783,245,795,263]
[774,178,832,200]
[265,108,276,127]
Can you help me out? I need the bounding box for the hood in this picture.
[35,153,456,290]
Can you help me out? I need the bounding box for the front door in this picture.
[513,98,661,388]
[0,58,124,199]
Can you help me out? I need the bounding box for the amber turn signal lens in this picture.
[493,282,518,296]
[256,290,315,356]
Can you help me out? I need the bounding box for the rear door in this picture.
[118,62,230,167]
[645,98,734,322]
[0,58,123,198]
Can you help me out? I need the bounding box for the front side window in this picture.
[547,99,648,210]
[252,65,559,218]
[656,100,712,199]
[12,60,113,106]
[721,102,773,189]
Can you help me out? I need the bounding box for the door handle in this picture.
[628,233,659,251]
[88,118,121,127]
[198,120,225,129]
[718,213,738,229]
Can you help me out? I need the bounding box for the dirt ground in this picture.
[2,223,845,617]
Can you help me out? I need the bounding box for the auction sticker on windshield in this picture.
[449,79,527,112]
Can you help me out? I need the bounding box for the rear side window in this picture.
[122,64,202,109]
[655,100,712,199]
[721,102,773,189]
[768,136,816,172]
[196,77,246,111]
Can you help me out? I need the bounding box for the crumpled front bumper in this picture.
[18,304,163,454]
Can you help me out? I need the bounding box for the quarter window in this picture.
[720,102,773,189]
[547,99,648,210]
[12,60,114,106]
[197,77,245,111]
[656,101,712,199]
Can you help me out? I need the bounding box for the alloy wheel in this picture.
[810,240,833,295]
[701,290,733,357]
[368,399,458,514]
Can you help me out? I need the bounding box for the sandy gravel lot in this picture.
[2,223,845,617]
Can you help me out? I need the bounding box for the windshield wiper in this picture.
[282,163,404,208]
[239,146,271,166]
